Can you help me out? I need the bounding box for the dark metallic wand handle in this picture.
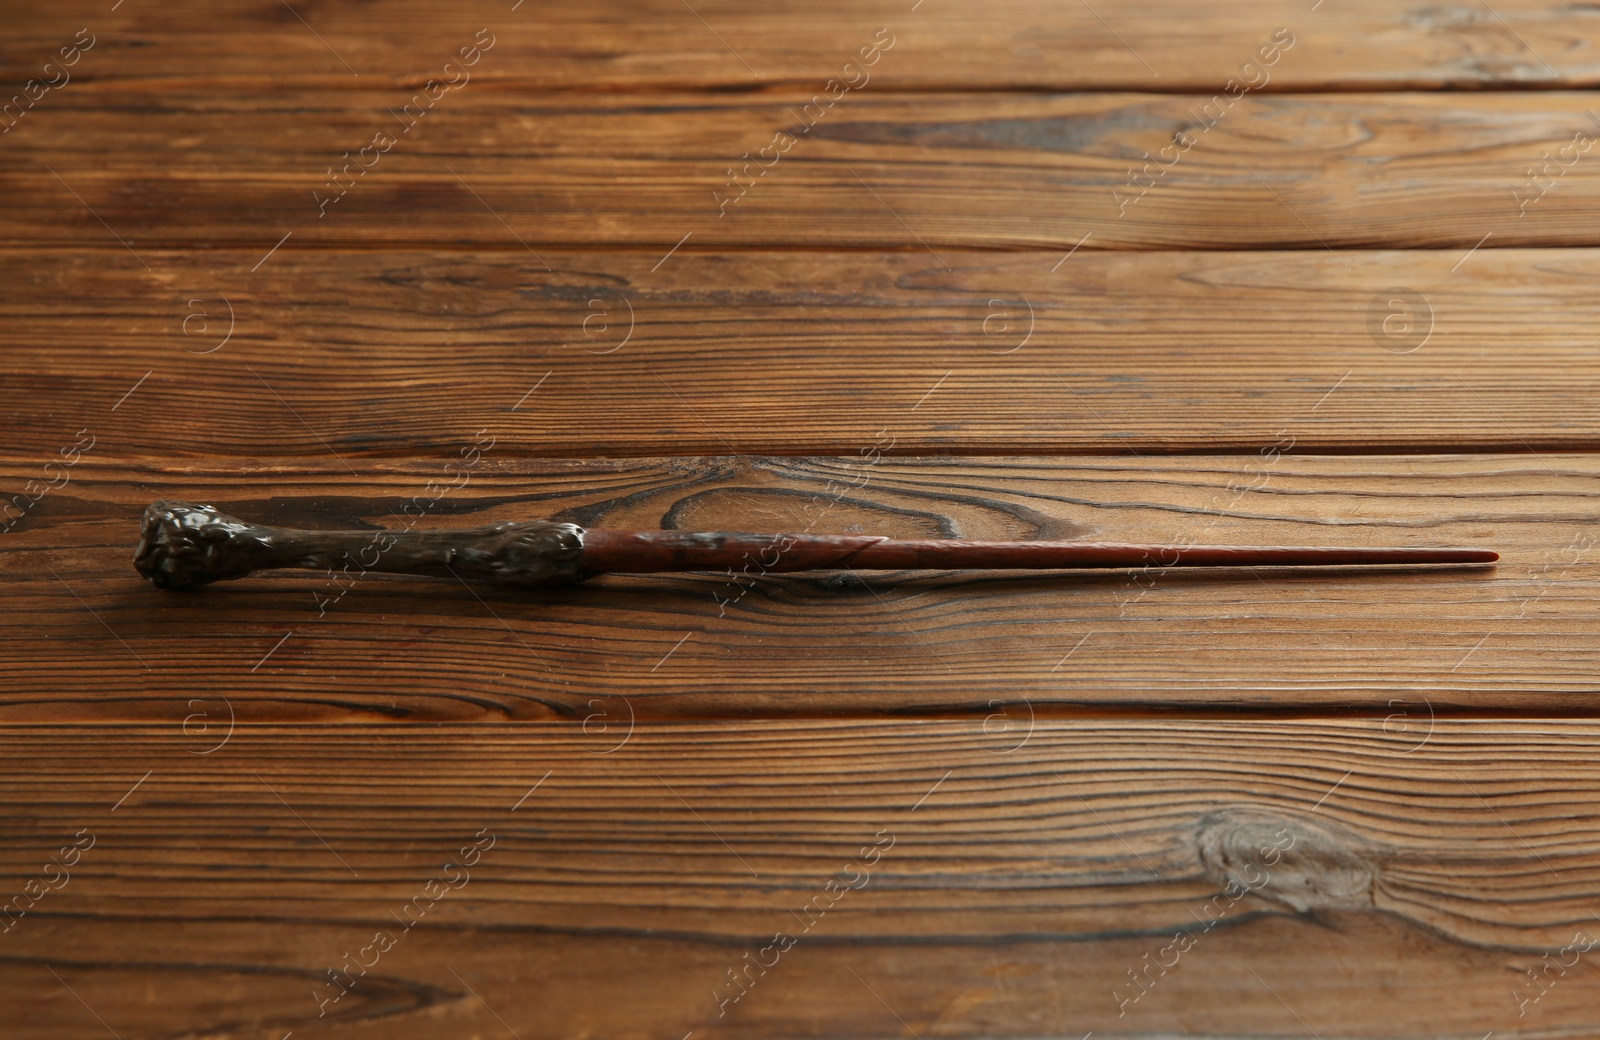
[133,501,1498,590]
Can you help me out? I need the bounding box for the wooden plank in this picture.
[12,90,1600,251]
[4,1,1598,91]
[5,247,1600,457]
[9,5,1595,1039]
[1,452,1589,720]
[4,719,1600,1037]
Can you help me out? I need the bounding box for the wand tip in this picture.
[1376,547,1497,565]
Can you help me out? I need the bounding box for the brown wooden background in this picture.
[4,2,1599,1037]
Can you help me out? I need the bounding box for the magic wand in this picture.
[133,501,1498,590]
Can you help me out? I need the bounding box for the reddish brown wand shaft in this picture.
[133,501,1498,591]
[579,530,1498,574]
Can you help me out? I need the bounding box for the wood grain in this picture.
[4,720,1600,1038]
[10,91,1600,250]
[8,2,1599,1034]
[2,453,1587,721]
[9,247,1600,457]
[5,0,1599,91]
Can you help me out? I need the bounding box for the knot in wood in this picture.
[1196,808,1375,913]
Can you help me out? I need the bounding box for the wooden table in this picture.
[5,2,1600,1036]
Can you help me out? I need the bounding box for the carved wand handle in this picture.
[134,501,1498,590]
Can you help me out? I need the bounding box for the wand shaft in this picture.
[579,530,1498,574]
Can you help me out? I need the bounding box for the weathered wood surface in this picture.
[9,247,1600,457]
[6,2,1598,1035]
[3,453,1589,720]
[10,91,1600,250]
[4,1,1598,91]
[4,720,1600,1038]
